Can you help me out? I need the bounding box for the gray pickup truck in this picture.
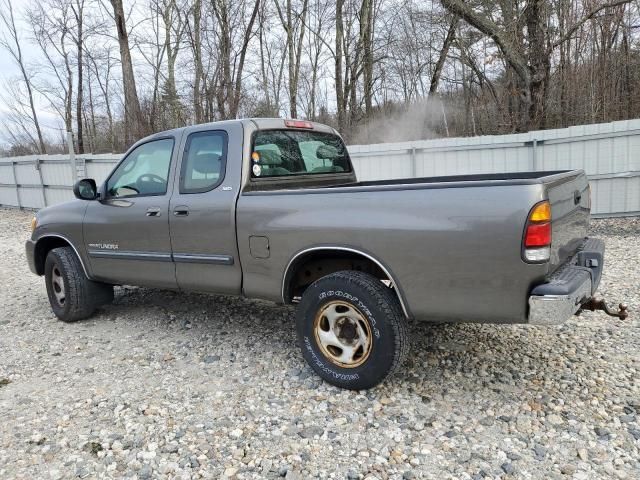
[25,118,625,389]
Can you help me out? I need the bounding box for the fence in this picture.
[0,153,120,209]
[1,119,640,217]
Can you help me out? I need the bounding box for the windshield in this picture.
[251,130,352,178]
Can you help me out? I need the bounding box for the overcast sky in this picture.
[1,0,71,147]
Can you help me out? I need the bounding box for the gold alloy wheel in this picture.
[51,264,66,306]
[313,301,373,368]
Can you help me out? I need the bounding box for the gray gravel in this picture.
[0,207,638,479]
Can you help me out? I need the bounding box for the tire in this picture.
[44,247,113,322]
[296,270,409,390]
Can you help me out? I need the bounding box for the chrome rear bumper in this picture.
[528,238,604,325]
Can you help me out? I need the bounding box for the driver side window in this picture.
[107,138,174,198]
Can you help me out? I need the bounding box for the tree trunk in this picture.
[192,0,203,123]
[163,0,184,128]
[284,0,296,117]
[360,0,373,115]
[75,4,84,153]
[229,0,260,117]
[258,8,271,112]
[86,53,96,152]
[212,0,230,117]
[525,0,548,130]
[110,0,145,144]
[429,16,458,95]
[292,0,309,118]
[335,0,345,131]
[60,28,74,140]
[275,0,308,118]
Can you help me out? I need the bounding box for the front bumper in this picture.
[25,239,38,275]
[528,238,604,325]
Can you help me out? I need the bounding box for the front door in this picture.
[169,126,242,294]
[84,136,178,289]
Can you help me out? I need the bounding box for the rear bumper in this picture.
[528,238,604,325]
[25,239,38,275]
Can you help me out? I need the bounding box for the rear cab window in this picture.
[180,130,228,193]
[251,130,352,179]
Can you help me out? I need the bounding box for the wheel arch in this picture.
[281,246,411,318]
[34,234,90,278]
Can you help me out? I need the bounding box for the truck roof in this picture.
[137,118,338,147]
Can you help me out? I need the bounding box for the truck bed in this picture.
[238,169,590,323]
[351,170,572,187]
[254,170,583,194]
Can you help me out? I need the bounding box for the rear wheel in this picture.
[44,247,113,322]
[296,270,409,390]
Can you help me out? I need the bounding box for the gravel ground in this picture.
[0,207,638,480]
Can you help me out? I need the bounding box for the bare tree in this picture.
[0,0,47,153]
[255,0,286,116]
[186,0,204,122]
[210,0,261,118]
[29,0,75,141]
[86,44,117,150]
[109,0,146,143]
[429,15,458,95]
[441,0,633,130]
[300,0,332,119]
[335,0,345,130]
[163,0,187,127]
[70,0,87,153]
[274,0,309,118]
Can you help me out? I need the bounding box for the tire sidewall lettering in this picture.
[303,336,360,381]
[318,289,380,338]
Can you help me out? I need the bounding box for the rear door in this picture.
[168,123,243,294]
[84,136,179,288]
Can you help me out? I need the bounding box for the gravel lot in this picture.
[0,207,638,480]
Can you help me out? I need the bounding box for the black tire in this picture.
[296,270,409,390]
[44,247,113,322]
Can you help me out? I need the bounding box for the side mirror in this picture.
[73,178,98,200]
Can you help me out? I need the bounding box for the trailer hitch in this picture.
[578,297,629,320]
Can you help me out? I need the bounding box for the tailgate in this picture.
[545,170,590,271]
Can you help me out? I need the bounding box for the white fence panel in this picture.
[44,186,75,206]
[0,162,15,184]
[16,186,44,208]
[1,119,639,216]
[14,162,40,185]
[86,159,121,184]
[41,161,74,186]
[0,185,18,205]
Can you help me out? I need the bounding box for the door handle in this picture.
[146,207,161,217]
[173,206,189,217]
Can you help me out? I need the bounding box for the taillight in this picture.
[523,201,551,262]
[284,119,313,129]
[525,223,551,247]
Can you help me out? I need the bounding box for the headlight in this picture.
[30,217,38,233]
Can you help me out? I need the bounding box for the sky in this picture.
[0,0,70,148]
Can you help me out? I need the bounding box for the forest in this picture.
[1,0,639,155]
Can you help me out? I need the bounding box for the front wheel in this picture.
[296,270,409,390]
[44,247,113,322]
